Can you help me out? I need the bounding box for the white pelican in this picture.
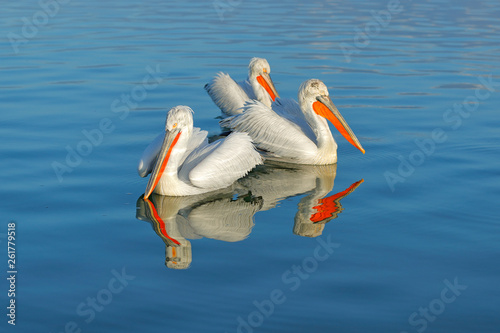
[138,106,262,198]
[220,79,365,165]
[205,57,280,116]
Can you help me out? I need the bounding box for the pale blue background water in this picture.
[1,0,499,332]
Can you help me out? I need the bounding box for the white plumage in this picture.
[221,100,319,162]
[205,57,280,116]
[220,79,365,165]
[138,106,263,197]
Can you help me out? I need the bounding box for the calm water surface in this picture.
[1,0,499,332]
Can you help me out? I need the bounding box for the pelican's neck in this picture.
[248,74,272,107]
[301,101,334,145]
[301,100,338,164]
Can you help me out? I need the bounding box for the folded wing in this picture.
[185,132,262,189]
[220,100,318,163]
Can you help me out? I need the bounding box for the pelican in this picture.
[205,57,280,116]
[138,106,262,198]
[220,79,365,165]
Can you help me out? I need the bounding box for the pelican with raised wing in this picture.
[138,106,262,198]
[220,79,365,165]
[205,57,280,116]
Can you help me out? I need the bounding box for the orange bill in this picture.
[257,72,280,101]
[144,129,182,199]
[313,95,365,154]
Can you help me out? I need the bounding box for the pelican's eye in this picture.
[263,68,268,73]
[172,123,178,128]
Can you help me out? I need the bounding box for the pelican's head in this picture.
[144,106,194,199]
[299,79,365,154]
[165,105,194,134]
[248,57,271,77]
[298,79,330,105]
[248,57,280,104]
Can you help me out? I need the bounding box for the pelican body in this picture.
[205,57,280,116]
[220,79,365,165]
[138,106,262,197]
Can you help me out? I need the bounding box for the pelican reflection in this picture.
[136,190,262,269]
[237,162,363,237]
[136,162,363,269]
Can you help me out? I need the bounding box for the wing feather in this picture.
[187,132,263,189]
[180,127,209,165]
[205,72,250,116]
[238,79,256,100]
[178,140,222,184]
[272,98,316,143]
[220,100,318,163]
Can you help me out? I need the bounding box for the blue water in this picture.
[1,0,499,332]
